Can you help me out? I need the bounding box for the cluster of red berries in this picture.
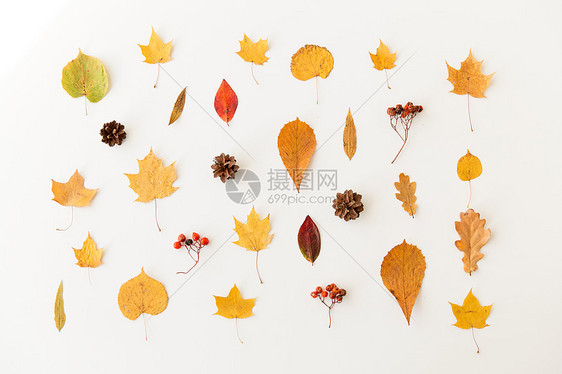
[311,283,347,303]
[387,102,423,118]
[173,232,209,274]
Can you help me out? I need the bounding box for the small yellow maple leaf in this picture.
[51,170,98,207]
[214,284,256,319]
[73,233,103,268]
[233,206,273,283]
[369,39,396,71]
[138,28,173,64]
[125,148,178,203]
[236,34,269,65]
[118,268,168,321]
[446,50,493,98]
[450,289,491,329]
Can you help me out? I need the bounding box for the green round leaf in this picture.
[61,49,108,103]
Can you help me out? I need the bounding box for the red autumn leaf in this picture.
[297,215,321,265]
[214,79,238,125]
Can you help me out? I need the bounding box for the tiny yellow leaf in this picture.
[138,28,172,64]
[369,39,396,71]
[51,170,98,207]
[54,281,65,332]
[74,233,103,268]
[118,268,168,321]
[236,34,269,65]
[457,150,482,181]
[450,289,492,329]
[214,284,256,319]
[343,108,357,160]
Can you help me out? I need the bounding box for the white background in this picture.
[1,0,561,372]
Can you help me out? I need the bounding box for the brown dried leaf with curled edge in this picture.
[381,240,426,325]
[278,118,316,192]
[343,108,356,160]
[394,173,417,217]
[455,209,491,275]
[168,87,186,125]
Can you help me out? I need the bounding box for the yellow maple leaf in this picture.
[233,206,273,283]
[125,148,178,203]
[51,170,98,207]
[369,39,396,70]
[73,233,103,268]
[290,45,334,103]
[450,289,492,353]
[236,34,269,65]
[138,28,172,64]
[214,284,255,343]
[446,50,493,98]
[394,173,417,217]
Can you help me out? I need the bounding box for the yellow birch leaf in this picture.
[369,39,396,70]
[51,170,98,207]
[446,50,493,98]
[450,289,491,329]
[214,284,256,319]
[380,240,426,325]
[138,28,173,64]
[277,118,316,192]
[394,173,417,217]
[454,209,491,274]
[73,233,103,268]
[457,150,482,181]
[118,268,168,321]
[343,108,357,160]
[236,34,269,65]
[290,45,334,81]
[54,281,65,332]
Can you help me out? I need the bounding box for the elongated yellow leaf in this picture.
[168,87,186,125]
[54,281,65,332]
[343,108,357,160]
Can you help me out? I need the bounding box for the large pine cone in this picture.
[333,189,364,221]
[100,120,126,147]
[211,153,239,183]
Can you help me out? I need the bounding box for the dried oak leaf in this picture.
[214,79,238,124]
[381,240,426,325]
[52,170,98,207]
[125,148,178,203]
[297,215,321,265]
[236,34,269,64]
[450,289,491,329]
[138,28,172,64]
[343,108,357,160]
[457,150,482,181]
[118,268,168,320]
[277,118,316,192]
[455,209,491,274]
[73,233,103,268]
[446,50,493,98]
[168,87,186,125]
[214,284,255,343]
[369,39,396,70]
[394,173,417,217]
[233,206,273,283]
[54,281,65,332]
[61,49,108,105]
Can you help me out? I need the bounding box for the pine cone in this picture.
[211,153,239,183]
[100,121,126,147]
[332,189,364,221]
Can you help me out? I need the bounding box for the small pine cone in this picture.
[332,189,364,221]
[211,153,239,183]
[100,120,126,147]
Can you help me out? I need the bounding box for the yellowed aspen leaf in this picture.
[369,39,396,70]
[290,45,333,103]
[168,87,186,125]
[394,173,417,217]
[450,289,492,353]
[455,209,491,275]
[233,206,273,283]
[214,284,255,343]
[52,170,98,207]
[446,50,493,98]
[118,268,168,320]
[380,240,426,325]
[277,118,316,192]
[138,28,172,64]
[343,108,357,160]
[54,281,65,332]
[73,233,103,268]
[457,150,482,181]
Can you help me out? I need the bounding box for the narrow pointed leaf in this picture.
[168,87,186,125]
[343,108,357,160]
[54,281,65,332]
[297,215,321,264]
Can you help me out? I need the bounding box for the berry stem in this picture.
[255,251,263,284]
[235,318,244,344]
[384,69,391,89]
[251,63,259,85]
[154,199,161,232]
[391,137,407,164]
[154,63,160,88]
[472,327,480,353]
[56,206,74,231]
[328,306,332,328]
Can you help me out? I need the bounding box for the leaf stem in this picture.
[235,318,244,344]
[255,251,263,284]
[154,63,160,88]
[315,76,319,104]
[56,206,74,231]
[472,327,480,353]
[142,313,148,341]
[87,267,92,286]
[84,96,88,116]
[467,180,472,208]
[154,199,161,232]
[251,63,259,85]
[385,69,391,89]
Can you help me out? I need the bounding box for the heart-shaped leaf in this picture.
[297,215,321,264]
